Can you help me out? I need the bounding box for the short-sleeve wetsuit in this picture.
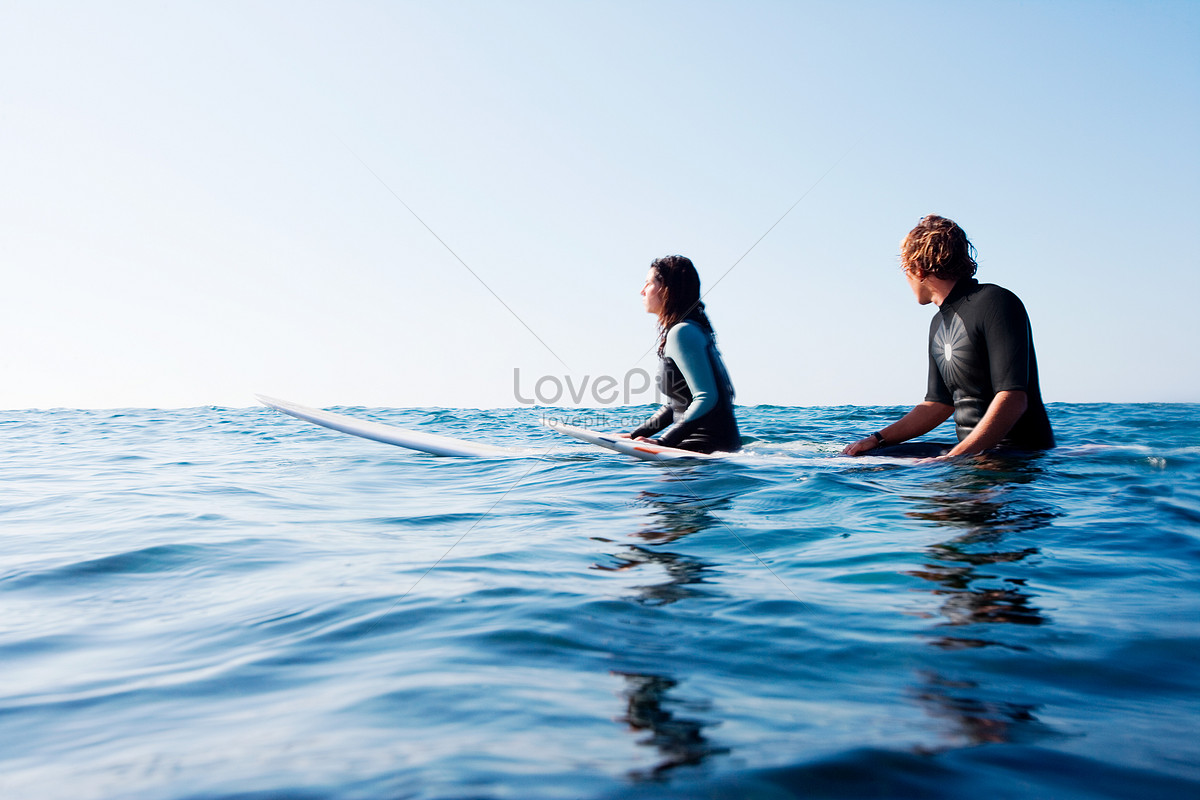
[927,278,1054,450]
[630,319,741,453]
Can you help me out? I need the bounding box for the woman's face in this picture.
[641,268,664,315]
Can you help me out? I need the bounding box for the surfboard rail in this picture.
[259,395,733,462]
[542,419,726,462]
[257,395,513,457]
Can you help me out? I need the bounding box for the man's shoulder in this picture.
[962,281,1027,314]
[974,281,1017,296]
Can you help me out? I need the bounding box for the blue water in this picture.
[2,403,1198,799]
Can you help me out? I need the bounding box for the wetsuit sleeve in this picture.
[925,315,953,405]
[983,290,1034,392]
[630,404,673,439]
[655,324,719,448]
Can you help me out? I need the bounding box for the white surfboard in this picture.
[257,395,515,457]
[543,420,727,462]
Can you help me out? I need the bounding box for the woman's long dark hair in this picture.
[650,255,713,356]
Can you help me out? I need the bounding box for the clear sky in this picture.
[2,1,1197,410]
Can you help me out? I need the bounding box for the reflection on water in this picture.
[612,671,729,781]
[629,483,733,546]
[597,476,737,780]
[904,459,1056,644]
[902,458,1060,747]
[911,671,1047,749]
[591,544,713,606]
[592,480,735,607]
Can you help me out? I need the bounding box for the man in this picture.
[844,215,1054,459]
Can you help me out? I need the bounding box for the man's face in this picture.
[904,266,934,305]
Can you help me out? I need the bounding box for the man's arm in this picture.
[842,401,953,455]
[941,390,1027,457]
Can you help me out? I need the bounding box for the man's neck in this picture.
[929,277,960,307]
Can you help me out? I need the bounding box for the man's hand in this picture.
[842,437,879,456]
[841,402,953,457]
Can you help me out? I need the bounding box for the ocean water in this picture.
[2,403,1198,799]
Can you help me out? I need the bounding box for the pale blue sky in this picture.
[2,1,1197,409]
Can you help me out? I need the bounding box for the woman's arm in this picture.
[629,404,673,439]
[654,324,721,447]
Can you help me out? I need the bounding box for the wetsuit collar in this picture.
[941,277,979,306]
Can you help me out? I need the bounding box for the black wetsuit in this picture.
[630,319,741,453]
[925,278,1054,450]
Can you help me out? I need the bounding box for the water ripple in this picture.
[1,404,1198,798]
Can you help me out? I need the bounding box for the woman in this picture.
[626,255,741,453]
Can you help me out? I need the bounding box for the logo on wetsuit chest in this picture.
[932,313,971,388]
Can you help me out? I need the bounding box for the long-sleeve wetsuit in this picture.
[630,320,741,453]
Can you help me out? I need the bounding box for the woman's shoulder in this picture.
[665,320,712,353]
